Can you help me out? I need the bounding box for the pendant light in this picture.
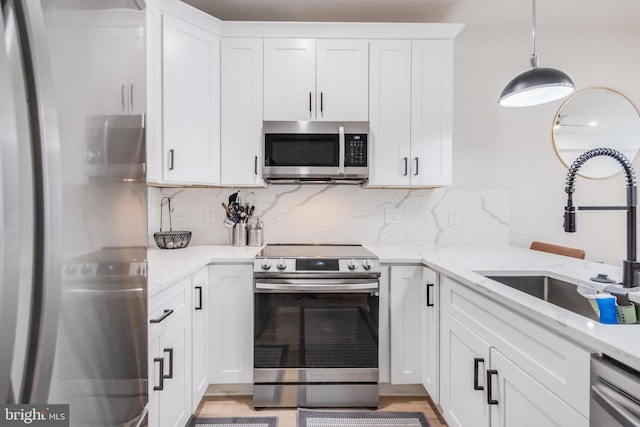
[498,0,574,107]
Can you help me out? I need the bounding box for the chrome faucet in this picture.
[563,147,640,290]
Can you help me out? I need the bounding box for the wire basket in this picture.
[154,196,192,249]
[154,230,191,249]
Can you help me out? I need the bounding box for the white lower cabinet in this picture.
[421,267,439,403]
[209,264,254,384]
[149,277,192,427]
[440,276,589,427]
[389,265,424,384]
[191,268,209,411]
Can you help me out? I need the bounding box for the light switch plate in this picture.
[385,208,401,224]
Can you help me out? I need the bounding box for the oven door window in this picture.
[254,292,379,369]
[264,134,339,167]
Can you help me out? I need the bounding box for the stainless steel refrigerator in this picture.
[0,0,148,425]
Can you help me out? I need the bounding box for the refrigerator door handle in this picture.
[0,4,24,405]
[10,0,64,404]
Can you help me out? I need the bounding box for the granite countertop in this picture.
[147,243,640,370]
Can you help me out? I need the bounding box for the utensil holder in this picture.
[232,223,247,247]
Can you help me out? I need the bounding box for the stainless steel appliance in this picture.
[591,354,640,426]
[253,244,381,408]
[263,121,368,184]
[0,1,148,426]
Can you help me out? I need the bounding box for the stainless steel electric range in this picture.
[253,244,381,408]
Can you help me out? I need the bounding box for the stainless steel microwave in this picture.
[85,115,145,181]
[263,121,368,184]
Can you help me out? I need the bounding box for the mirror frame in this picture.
[552,87,640,179]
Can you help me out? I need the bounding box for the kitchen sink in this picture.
[483,275,598,321]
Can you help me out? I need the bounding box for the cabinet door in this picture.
[368,40,412,187]
[410,40,453,186]
[145,0,162,183]
[316,39,368,121]
[440,313,491,427]
[210,265,253,384]
[128,26,146,115]
[389,266,424,384]
[489,350,588,427]
[162,13,220,185]
[263,39,315,121]
[159,310,191,427]
[148,335,161,427]
[422,267,439,403]
[87,28,130,114]
[220,38,264,186]
[191,268,209,411]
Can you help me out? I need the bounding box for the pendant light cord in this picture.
[530,0,539,68]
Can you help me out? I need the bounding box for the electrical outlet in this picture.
[206,206,216,222]
[385,208,401,224]
[449,209,460,225]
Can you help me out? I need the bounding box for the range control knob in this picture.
[347,258,358,271]
[261,259,272,270]
[363,259,373,270]
[80,263,92,276]
[276,258,287,271]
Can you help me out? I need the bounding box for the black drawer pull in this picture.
[153,357,164,391]
[403,157,408,176]
[163,348,174,379]
[195,286,203,310]
[169,149,175,170]
[150,309,174,324]
[473,358,484,390]
[426,283,434,307]
[487,369,499,405]
[414,157,419,176]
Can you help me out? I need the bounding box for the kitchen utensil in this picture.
[154,196,191,249]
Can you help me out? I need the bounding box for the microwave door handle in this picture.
[338,126,345,175]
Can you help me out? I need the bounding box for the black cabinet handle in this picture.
[403,157,408,176]
[309,92,312,114]
[254,156,258,175]
[163,348,174,379]
[320,92,324,113]
[426,283,434,307]
[414,157,419,176]
[150,309,173,324]
[195,286,203,310]
[169,149,175,170]
[473,358,484,390]
[487,369,499,405]
[153,357,164,391]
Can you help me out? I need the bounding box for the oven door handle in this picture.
[255,281,379,293]
[592,382,640,425]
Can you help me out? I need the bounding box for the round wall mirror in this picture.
[552,87,640,179]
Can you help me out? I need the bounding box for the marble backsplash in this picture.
[148,185,511,249]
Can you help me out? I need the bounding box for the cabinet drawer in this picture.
[441,276,590,417]
[149,276,191,338]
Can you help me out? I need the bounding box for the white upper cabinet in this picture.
[162,12,220,185]
[220,38,264,187]
[264,39,315,121]
[411,40,453,187]
[316,39,369,121]
[368,40,412,186]
[368,39,453,188]
[263,38,368,121]
[87,26,145,115]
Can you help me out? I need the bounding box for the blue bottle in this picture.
[595,294,618,324]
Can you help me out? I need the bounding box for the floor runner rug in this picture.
[188,416,277,427]
[298,409,430,427]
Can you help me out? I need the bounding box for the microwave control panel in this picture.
[345,134,367,167]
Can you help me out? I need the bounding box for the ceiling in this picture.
[181,0,640,31]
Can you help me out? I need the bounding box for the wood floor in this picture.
[194,395,447,427]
